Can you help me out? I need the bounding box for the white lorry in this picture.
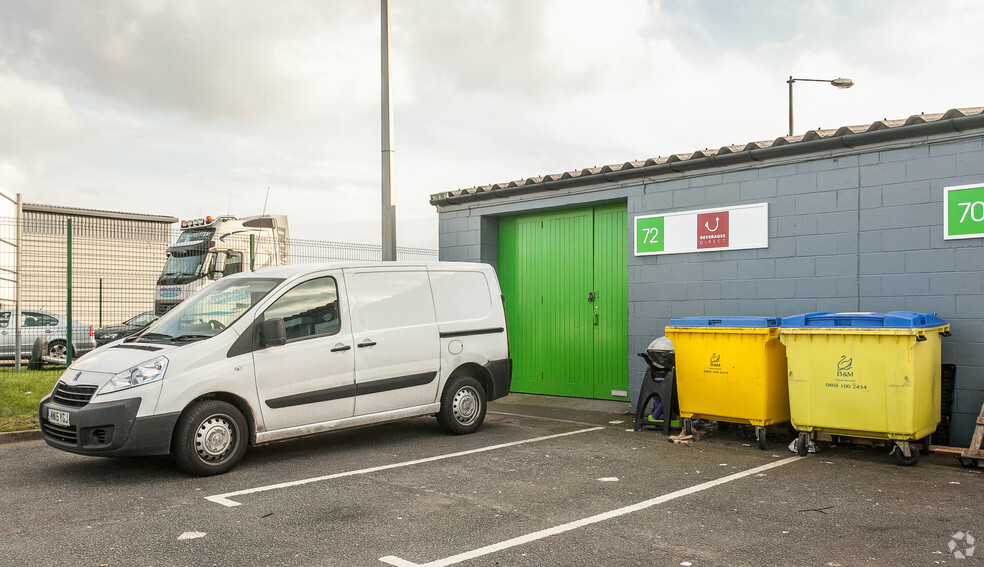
[155,214,289,316]
[39,261,512,476]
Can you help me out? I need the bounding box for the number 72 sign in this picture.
[944,184,984,240]
[634,203,768,256]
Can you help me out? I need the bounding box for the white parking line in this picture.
[205,427,605,507]
[379,456,804,567]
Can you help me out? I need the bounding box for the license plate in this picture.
[47,408,71,427]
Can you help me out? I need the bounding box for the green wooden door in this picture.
[498,203,628,400]
[592,203,629,399]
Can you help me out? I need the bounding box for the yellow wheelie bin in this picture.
[665,317,787,450]
[779,311,950,465]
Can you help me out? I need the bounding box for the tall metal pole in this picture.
[787,76,795,136]
[380,0,397,261]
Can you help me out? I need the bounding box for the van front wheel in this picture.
[437,376,487,435]
[172,400,248,476]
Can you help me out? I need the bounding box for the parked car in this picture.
[0,309,96,360]
[94,311,158,346]
[40,261,512,475]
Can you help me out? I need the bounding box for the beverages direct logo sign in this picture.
[634,203,768,256]
[944,183,984,240]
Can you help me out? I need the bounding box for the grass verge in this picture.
[0,367,62,432]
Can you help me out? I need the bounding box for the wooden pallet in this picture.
[931,399,984,467]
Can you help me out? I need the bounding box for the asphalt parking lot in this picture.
[2,393,982,567]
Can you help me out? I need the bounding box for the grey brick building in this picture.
[430,108,984,447]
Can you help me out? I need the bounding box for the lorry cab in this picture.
[155,214,289,316]
[40,261,511,476]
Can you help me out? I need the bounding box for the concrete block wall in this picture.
[627,135,984,447]
[436,132,984,447]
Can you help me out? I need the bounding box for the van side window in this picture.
[0,312,9,328]
[263,277,340,341]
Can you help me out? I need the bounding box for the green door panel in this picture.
[498,203,628,400]
[499,209,594,397]
[592,203,629,400]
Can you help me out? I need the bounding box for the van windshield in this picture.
[132,276,283,343]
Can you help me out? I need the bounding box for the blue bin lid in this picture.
[669,316,781,328]
[780,311,947,328]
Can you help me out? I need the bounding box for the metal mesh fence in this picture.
[0,215,438,331]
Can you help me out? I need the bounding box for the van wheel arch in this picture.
[176,393,258,446]
[447,363,493,399]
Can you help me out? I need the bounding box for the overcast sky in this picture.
[1,0,981,248]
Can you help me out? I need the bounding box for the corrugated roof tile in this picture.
[432,108,984,205]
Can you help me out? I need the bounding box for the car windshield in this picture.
[124,311,157,327]
[133,277,282,343]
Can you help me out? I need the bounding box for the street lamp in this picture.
[787,76,854,136]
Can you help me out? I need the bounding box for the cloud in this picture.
[1,0,377,120]
[398,0,665,101]
[0,64,80,156]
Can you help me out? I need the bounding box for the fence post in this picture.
[98,278,103,327]
[250,234,255,271]
[14,194,22,371]
[66,218,73,366]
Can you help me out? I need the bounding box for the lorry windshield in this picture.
[157,228,215,285]
[133,276,283,343]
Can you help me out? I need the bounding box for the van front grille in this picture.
[52,383,97,407]
[41,421,78,444]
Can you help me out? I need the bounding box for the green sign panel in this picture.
[635,215,664,254]
[945,184,984,240]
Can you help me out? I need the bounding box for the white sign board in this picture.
[634,203,769,256]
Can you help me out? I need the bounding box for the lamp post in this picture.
[381,0,397,260]
[787,76,854,136]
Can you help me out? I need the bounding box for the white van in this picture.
[39,262,512,475]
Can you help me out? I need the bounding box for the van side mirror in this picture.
[211,252,227,280]
[261,318,287,347]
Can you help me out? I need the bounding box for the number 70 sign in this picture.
[945,184,984,240]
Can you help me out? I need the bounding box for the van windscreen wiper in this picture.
[171,333,213,342]
[135,332,174,342]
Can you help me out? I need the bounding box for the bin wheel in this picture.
[892,444,920,466]
[683,418,693,436]
[957,456,979,469]
[756,427,767,450]
[796,432,810,457]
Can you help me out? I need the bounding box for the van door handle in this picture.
[331,344,351,352]
[357,340,377,348]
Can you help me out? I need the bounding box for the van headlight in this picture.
[100,356,169,394]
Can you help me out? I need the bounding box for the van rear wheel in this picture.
[437,376,487,435]
[172,400,247,476]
